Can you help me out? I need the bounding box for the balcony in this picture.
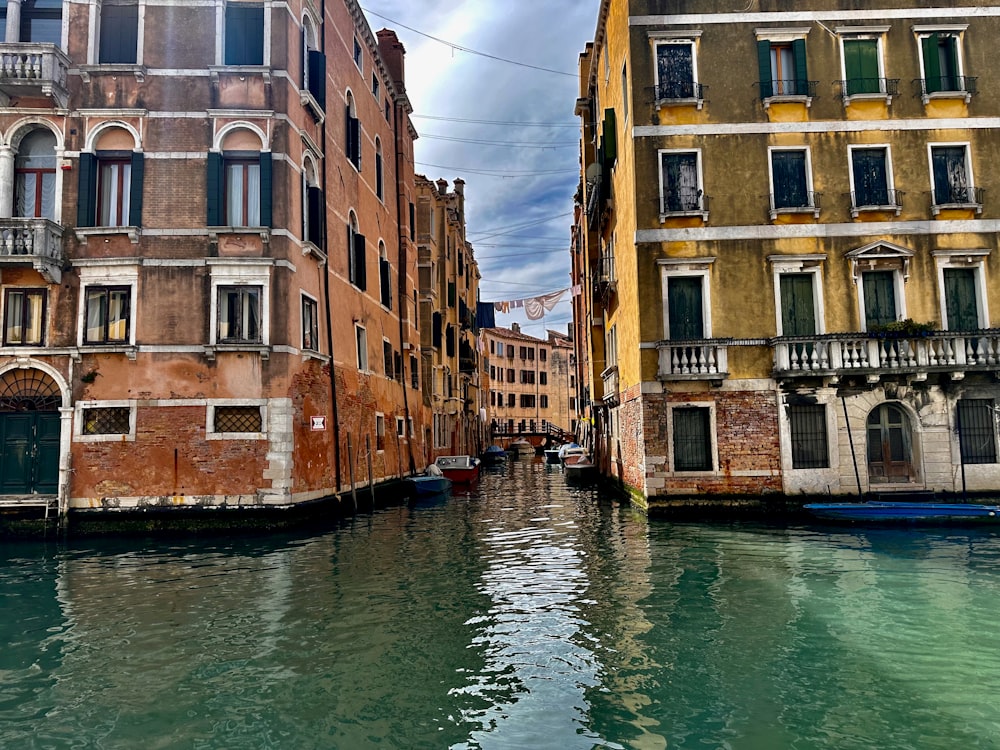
[0,218,64,282]
[0,44,71,108]
[850,189,904,218]
[653,81,706,110]
[660,190,709,221]
[914,76,977,104]
[657,339,729,382]
[769,191,821,220]
[593,254,616,297]
[757,79,817,108]
[837,77,899,105]
[773,331,1000,382]
[931,186,983,215]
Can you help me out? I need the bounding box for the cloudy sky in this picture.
[360,1,599,339]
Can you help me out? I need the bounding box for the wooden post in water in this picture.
[347,433,357,510]
[394,427,403,477]
[365,435,375,506]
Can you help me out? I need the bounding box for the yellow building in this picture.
[415,176,483,460]
[578,0,1000,508]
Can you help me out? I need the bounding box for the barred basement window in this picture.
[215,405,262,433]
[673,406,712,471]
[83,407,130,435]
[789,403,829,469]
[958,399,997,464]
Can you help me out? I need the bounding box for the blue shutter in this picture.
[258,151,272,227]
[77,153,97,227]
[206,152,223,226]
[128,151,144,226]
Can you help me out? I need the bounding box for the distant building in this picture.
[484,325,578,440]
[0,0,426,516]
[577,0,1000,508]
[415,176,483,460]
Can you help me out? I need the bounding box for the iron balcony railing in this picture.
[661,190,709,217]
[595,253,616,285]
[769,191,821,218]
[931,186,984,213]
[657,339,730,380]
[774,331,1000,379]
[654,81,705,102]
[850,188,904,215]
[837,77,900,98]
[0,43,71,107]
[600,365,619,401]
[914,75,978,99]
[757,79,818,99]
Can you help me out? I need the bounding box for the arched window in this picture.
[14,129,57,219]
[207,127,271,228]
[301,15,325,111]
[378,239,391,308]
[375,137,384,200]
[302,156,323,248]
[345,91,361,169]
[78,125,143,228]
[347,211,365,289]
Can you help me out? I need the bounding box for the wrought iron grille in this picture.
[214,406,262,433]
[789,404,829,469]
[83,407,129,435]
[0,367,61,411]
[957,399,997,465]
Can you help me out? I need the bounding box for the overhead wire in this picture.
[413,114,579,128]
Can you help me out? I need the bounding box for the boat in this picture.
[557,442,581,461]
[563,450,596,480]
[804,500,1000,523]
[407,474,453,501]
[434,455,482,484]
[480,445,507,465]
[509,439,535,457]
[544,447,562,464]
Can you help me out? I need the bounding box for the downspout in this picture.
[319,0,342,491]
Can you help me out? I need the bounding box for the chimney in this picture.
[437,178,449,195]
[376,29,406,91]
[511,322,521,334]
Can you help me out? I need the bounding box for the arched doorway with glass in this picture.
[0,367,61,494]
[866,402,916,484]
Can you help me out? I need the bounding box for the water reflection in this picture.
[3,465,1000,748]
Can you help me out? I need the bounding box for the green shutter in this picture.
[944,268,978,331]
[353,232,366,291]
[602,108,617,166]
[756,40,773,98]
[922,34,941,93]
[792,38,808,95]
[780,274,816,336]
[128,151,144,226]
[667,277,703,340]
[258,151,272,227]
[77,152,97,227]
[307,186,324,246]
[206,152,223,226]
[844,39,879,95]
[308,49,326,110]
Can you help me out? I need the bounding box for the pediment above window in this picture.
[847,241,913,281]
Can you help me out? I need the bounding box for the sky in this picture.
[360,1,599,340]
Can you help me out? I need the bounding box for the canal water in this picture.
[3,460,1000,749]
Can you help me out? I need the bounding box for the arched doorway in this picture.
[0,368,61,494]
[866,403,915,484]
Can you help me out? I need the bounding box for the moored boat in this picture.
[509,439,535,457]
[480,445,507,465]
[544,448,562,464]
[408,474,453,501]
[563,451,596,480]
[804,501,1000,523]
[434,455,482,484]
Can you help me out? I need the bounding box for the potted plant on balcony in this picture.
[868,319,936,338]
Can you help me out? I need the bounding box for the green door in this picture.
[844,39,880,95]
[780,274,816,336]
[944,268,979,331]
[0,412,59,494]
[667,277,703,340]
[863,271,897,329]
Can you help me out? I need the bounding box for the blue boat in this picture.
[804,501,1000,523]
[408,474,452,501]
[480,445,507,465]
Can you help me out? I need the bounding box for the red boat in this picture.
[434,455,481,484]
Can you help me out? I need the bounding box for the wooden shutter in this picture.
[225,5,263,65]
[602,108,617,166]
[380,257,391,308]
[779,274,816,336]
[944,268,979,331]
[667,276,703,340]
[306,186,324,246]
[76,152,97,227]
[308,50,326,109]
[258,151,272,227]
[206,152,223,226]
[353,232,366,290]
[756,40,773,98]
[792,38,808,95]
[863,271,896,328]
[922,34,941,93]
[99,4,138,64]
[128,151,144,226]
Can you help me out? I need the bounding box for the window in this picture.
[861,270,899,329]
[383,339,393,378]
[385,99,391,122]
[958,399,997,464]
[301,295,318,351]
[758,38,809,98]
[3,289,45,346]
[507,393,515,407]
[224,157,260,226]
[520,394,536,408]
[215,405,262,433]
[660,150,704,214]
[520,370,535,385]
[97,155,132,227]
[79,146,144,229]
[943,267,982,331]
[99,3,138,64]
[347,213,366,289]
[789,403,829,469]
[84,285,130,344]
[353,36,362,69]
[917,30,971,96]
[539,371,547,386]
[410,354,418,389]
[540,348,546,362]
[217,286,261,343]
[495,342,502,357]
[621,61,629,122]
[372,72,379,98]
[654,39,699,100]
[375,414,385,451]
[840,34,889,97]
[673,406,712,471]
[769,149,815,215]
[225,3,264,66]
[207,149,271,228]
[375,138,384,201]
[396,416,405,438]
[303,161,324,248]
[379,241,391,308]
[20,0,62,44]
[850,146,895,212]
[666,276,705,340]
[355,324,368,371]
[930,145,978,209]
[82,406,130,436]
[540,395,549,409]
[14,130,56,219]
[507,368,515,383]
[778,273,818,338]
[345,92,361,170]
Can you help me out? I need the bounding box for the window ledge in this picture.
[205,344,270,360]
[206,430,266,441]
[302,350,330,364]
[302,241,326,262]
[922,90,972,105]
[75,226,140,244]
[80,344,137,360]
[78,64,148,83]
[844,92,893,107]
[852,204,902,218]
[932,202,982,216]
[660,209,708,222]
[299,89,325,123]
[655,97,704,111]
[208,65,272,84]
[208,227,271,244]
[770,206,820,220]
[762,94,812,109]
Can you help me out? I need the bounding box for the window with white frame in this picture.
[849,145,896,212]
[347,211,366,289]
[207,402,266,439]
[756,30,811,99]
[84,285,130,344]
[353,36,362,70]
[301,294,319,351]
[935,251,989,332]
[218,286,262,343]
[915,26,972,98]
[345,91,361,170]
[396,416,405,437]
[664,273,709,341]
[769,148,816,215]
[958,399,997,464]
[789,403,829,469]
[672,405,713,471]
[14,129,57,220]
[355,323,368,371]
[75,401,136,442]
[78,127,144,230]
[3,288,46,346]
[375,138,384,201]
[929,144,978,209]
[652,34,701,102]
[379,240,391,308]
[375,413,385,451]
[99,2,139,64]
[837,28,890,98]
[225,2,264,66]
[659,150,704,215]
[861,269,901,329]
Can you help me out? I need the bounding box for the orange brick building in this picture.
[0,0,426,517]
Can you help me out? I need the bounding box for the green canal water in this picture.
[3,460,1000,749]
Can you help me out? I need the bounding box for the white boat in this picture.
[509,439,535,456]
[563,452,596,480]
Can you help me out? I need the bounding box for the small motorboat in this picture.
[804,501,1000,523]
[480,445,507,465]
[544,447,562,464]
[408,474,453,501]
[563,451,596,480]
[557,442,581,461]
[434,455,482,484]
[509,439,535,457]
